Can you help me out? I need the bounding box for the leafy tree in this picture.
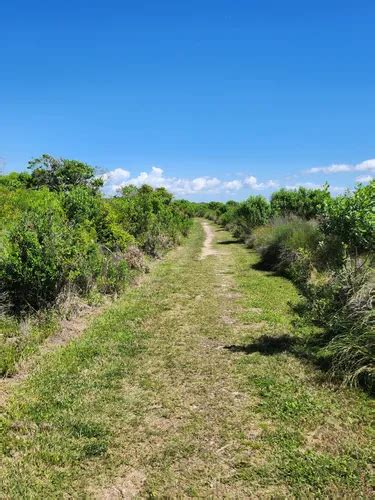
[28,154,103,192]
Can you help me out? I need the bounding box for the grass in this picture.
[0,314,58,376]
[0,220,373,497]
[230,242,374,497]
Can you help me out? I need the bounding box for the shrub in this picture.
[250,214,374,391]
[321,181,375,253]
[231,196,271,240]
[250,217,321,282]
[96,251,130,294]
[0,163,192,314]
[270,186,331,219]
[124,246,148,272]
[111,184,192,256]
[0,193,73,311]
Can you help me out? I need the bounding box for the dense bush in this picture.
[304,260,374,391]
[270,186,331,219]
[249,217,321,287]
[321,180,375,253]
[0,155,192,314]
[229,196,271,240]
[111,185,191,257]
[0,192,105,311]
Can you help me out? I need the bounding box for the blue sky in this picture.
[1,0,374,200]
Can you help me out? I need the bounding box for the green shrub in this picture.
[96,251,130,294]
[0,194,73,311]
[231,195,271,240]
[250,213,374,391]
[270,186,331,219]
[0,163,192,314]
[111,184,192,256]
[249,217,321,282]
[321,181,375,253]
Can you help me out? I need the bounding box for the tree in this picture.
[28,154,103,192]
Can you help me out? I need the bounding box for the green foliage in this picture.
[28,154,103,192]
[321,181,375,253]
[231,196,271,240]
[0,191,68,310]
[111,184,192,256]
[249,217,321,287]
[0,157,192,315]
[270,185,331,219]
[250,207,374,391]
[303,260,374,391]
[0,193,103,311]
[0,171,32,190]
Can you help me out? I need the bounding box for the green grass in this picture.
[0,314,58,376]
[0,220,373,497]
[229,241,374,497]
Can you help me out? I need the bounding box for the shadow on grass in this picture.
[224,333,332,372]
[217,239,241,245]
[224,334,296,355]
[251,260,277,272]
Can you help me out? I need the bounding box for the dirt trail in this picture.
[200,220,218,259]
[93,222,260,497]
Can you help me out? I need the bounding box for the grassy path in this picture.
[0,220,373,498]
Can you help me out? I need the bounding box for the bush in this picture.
[231,196,271,240]
[0,202,106,312]
[111,184,192,256]
[250,212,374,391]
[321,181,375,253]
[270,186,331,219]
[0,193,73,311]
[250,217,321,283]
[0,160,192,314]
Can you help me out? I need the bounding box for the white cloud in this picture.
[223,180,243,191]
[102,166,277,196]
[101,168,130,191]
[355,174,373,183]
[103,166,235,195]
[244,176,278,190]
[285,182,321,189]
[355,159,375,172]
[305,159,375,174]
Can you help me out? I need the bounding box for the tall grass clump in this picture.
[307,259,374,391]
[249,217,321,288]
